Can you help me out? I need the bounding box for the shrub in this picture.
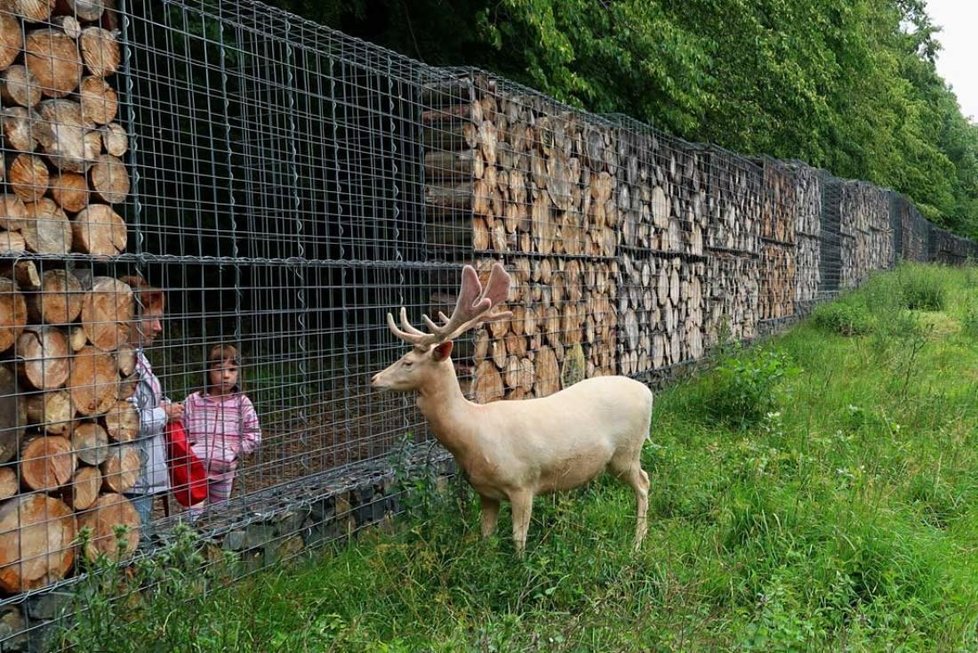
[700,348,792,429]
[899,269,946,311]
[811,301,873,336]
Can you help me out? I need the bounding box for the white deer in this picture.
[371,262,654,555]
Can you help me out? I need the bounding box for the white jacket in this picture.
[127,350,170,495]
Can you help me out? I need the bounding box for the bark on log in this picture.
[0,277,27,353]
[56,0,105,22]
[79,27,119,77]
[50,15,81,39]
[80,276,131,351]
[20,435,75,492]
[99,444,140,493]
[0,194,28,232]
[71,203,126,256]
[0,365,26,464]
[21,198,72,255]
[71,420,109,466]
[0,494,75,593]
[24,29,81,98]
[77,493,139,561]
[0,228,26,254]
[68,345,117,415]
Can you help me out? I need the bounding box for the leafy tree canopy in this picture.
[267,0,978,239]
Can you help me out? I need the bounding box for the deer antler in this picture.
[387,262,513,348]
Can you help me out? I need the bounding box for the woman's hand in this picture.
[162,400,184,422]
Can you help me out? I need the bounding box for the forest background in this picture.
[266,0,978,240]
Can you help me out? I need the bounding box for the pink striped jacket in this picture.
[183,391,261,475]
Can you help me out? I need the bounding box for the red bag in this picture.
[164,420,208,507]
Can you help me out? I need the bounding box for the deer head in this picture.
[371,262,512,393]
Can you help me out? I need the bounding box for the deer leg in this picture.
[509,490,534,557]
[479,495,500,538]
[631,467,650,551]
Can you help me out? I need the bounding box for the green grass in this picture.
[56,262,978,652]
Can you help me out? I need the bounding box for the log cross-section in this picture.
[0,494,76,593]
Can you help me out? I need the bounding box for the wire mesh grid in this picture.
[1,0,976,644]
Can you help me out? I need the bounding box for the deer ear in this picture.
[432,341,454,361]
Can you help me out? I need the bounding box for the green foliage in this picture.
[897,266,947,311]
[266,0,978,238]
[694,347,793,429]
[811,301,874,336]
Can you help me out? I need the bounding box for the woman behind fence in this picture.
[121,275,183,538]
[183,344,262,519]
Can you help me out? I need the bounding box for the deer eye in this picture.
[403,360,414,368]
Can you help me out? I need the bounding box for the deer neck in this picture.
[415,359,479,458]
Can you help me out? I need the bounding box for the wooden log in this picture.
[50,14,82,39]
[35,99,100,173]
[24,29,81,98]
[533,345,560,397]
[88,154,129,203]
[72,203,127,256]
[0,194,28,232]
[77,493,139,561]
[0,13,23,71]
[98,122,127,156]
[25,389,74,435]
[116,342,135,376]
[0,467,17,501]
[20,435,76,492]
[2,105,39,152]
[50,171,90,213]
[0,228,26,254]
[0,494,76,593]
[79,26,120,77]
[71,421,109,466]
[8,154,50,203]
[56,0,105,22]
[0,366,26,464]
[78,75,117,125]
[103,399,138,442]
[21,198,72,255]
[7,0,55,23]
[17,326,71,390]
[0,277,27,354]
[26,268,84,325]
[1,66,42,109]
[99,444,139,493]
[68,345,117,415]
[80,276,131,351]
[471,360,503,403]
[66,464,101,510]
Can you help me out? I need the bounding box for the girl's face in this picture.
[132,308,163,347]
[208,358,239,395]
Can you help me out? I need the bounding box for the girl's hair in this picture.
[204,344,242,393]
[119,275,165,314]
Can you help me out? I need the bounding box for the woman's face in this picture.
[209,359,239,395]
[133,308,163,347]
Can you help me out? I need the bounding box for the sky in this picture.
[925,0,978,122]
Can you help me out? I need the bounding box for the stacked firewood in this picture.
[894,194,929,262]
[792,163,821,303]
[756,160,797,320]
[615,122,706,256]
[617,252,704,374]
[1,269,142,594]
[702,147,760,346]
[469,257,618,402]
[838,182,892,288]
[422,75,618,259]
[1,3,139,597]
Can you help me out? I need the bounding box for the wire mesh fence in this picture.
[1,0,977,647]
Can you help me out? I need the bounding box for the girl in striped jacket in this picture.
[183,344,261,516]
